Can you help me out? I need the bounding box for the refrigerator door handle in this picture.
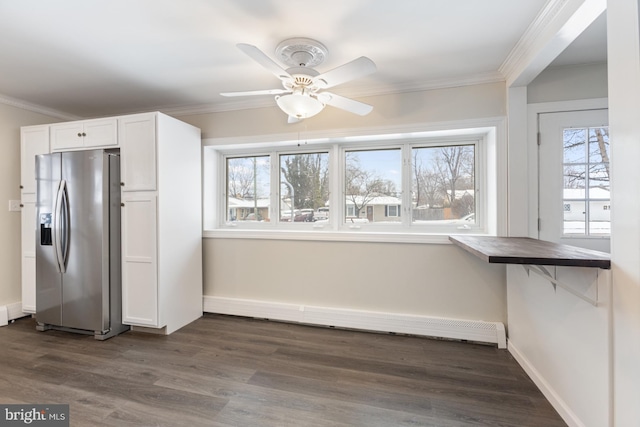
[60,180,70,272]
[52,180,62,272]
[52,180,69,273]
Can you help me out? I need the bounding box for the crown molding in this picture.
[500,0,571,81]
[500,0,606,87]
[0,92,81,121]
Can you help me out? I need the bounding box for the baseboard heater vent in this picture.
[0,302,29,327]
[203,296,506,349]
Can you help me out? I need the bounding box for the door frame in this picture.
[527,98,609,238]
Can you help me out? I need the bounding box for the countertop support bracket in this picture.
[449,236,610,307]
[522,264,599,306]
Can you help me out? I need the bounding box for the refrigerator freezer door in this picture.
[61,150,111,332]
[35,153,63,326]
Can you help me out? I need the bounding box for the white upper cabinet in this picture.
[20,125,50,194]
[119,113,157,192]
[50,118,117,151]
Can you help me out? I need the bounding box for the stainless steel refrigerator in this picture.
[35,149,129,340]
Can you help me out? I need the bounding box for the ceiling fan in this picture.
[220,38,377,123]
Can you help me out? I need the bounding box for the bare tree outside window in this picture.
[412,145,475,223]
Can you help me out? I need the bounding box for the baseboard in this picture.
[508,341,584,427]
[0,302,29,327]
[203,296,506,348]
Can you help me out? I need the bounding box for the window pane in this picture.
[564,200,585,235]
[411,145,475,224]
[345,148,401,223]
[564,165,585,197]
[589,201,611,235]
[226,156,270,222]
[588,127,610,163]
[589,164,609,199]
[279,152,329,222]
[563,128,587,163]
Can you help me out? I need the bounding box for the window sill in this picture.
[203,228,491,244]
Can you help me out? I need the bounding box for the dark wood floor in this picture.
[0,314,566,427]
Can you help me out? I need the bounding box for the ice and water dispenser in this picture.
[40,213,52,246]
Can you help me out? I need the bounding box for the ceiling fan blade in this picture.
[315,56,376,89]
[220,89,290,97]
[317,92,373,116]
[237,43,292,81]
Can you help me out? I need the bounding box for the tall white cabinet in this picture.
[119,112,203,333]
[20,112,203,335]
[20,125,50,313]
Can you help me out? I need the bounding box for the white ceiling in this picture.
[0,0,607,120]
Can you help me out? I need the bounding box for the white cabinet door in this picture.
[21,196,37,313]
[121,192,159,327]
[50,122,85,150]
[83,118,118,148]
[20,125,49,194]
[20,126,49,314]
[119,114,157,192]
[50,118,117,151]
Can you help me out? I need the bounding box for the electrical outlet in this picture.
[8,200,21,212]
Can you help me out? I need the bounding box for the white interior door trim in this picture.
[527,98,608,238]
[537,108,609,252]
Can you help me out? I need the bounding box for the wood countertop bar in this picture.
[449,235,611,269]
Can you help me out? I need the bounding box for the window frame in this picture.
[203,121,504,244]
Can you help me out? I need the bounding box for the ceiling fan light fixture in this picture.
[275,92,325,119]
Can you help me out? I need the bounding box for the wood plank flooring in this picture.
[0,314,566,426]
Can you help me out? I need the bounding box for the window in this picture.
[345,148,401,224]
[205,124,501,241]
[386,205,400,217]
[279,152,329,223]
[226,155,270,222]
[562,127,610,236]
[412,145,475,225]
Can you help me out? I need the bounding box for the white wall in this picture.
[180,82,509,330]
[507,63,612,425]
[182,82,507,139]
[505,29,640,427]
[507,265,611,426]
[528,62,608,103]
[0,104,58,308]
[606,0,640,423]
[204,239,506,322]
